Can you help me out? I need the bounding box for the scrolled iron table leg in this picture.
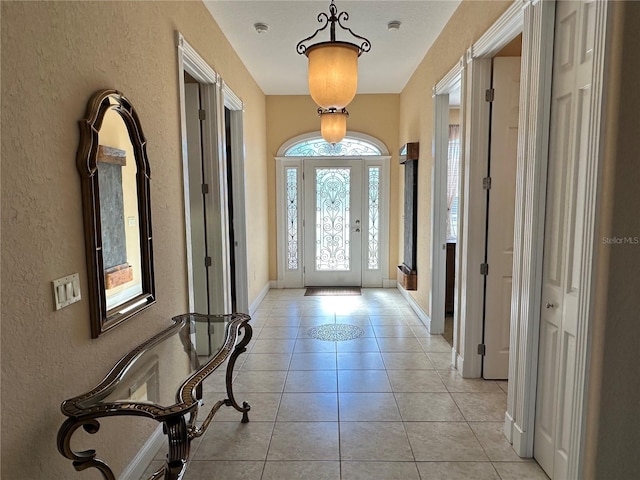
[57,417,116,480]
[223,321,253,423]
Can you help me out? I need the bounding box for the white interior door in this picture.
[535,1,596,477]
[184,82,212,355]
[483,56,521,379]
[185,83,208,315]
[304,159,362,286]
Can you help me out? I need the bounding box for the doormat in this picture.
[304,287,361,296]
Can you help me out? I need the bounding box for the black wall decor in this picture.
[403,160,418,269]
[399,143,419,290]
[97,161,126,270]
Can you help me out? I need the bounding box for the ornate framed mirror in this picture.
[77,89,155,338]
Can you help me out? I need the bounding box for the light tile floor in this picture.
[140,289,548,480]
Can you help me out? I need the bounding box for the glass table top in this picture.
[65,313,250,415]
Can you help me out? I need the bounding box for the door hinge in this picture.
[198,109,206,121]
[202,183,209,194]
[485,88,495,102]
[480,263,489,275]
[204,256,212,267]
[478,343,486,355]
[483,176,492,190]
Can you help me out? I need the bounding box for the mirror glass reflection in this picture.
[97,108,143,310]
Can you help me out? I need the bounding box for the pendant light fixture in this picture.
[319,108,349,145]
[297,0,371,143]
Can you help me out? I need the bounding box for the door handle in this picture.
[545,302,555,309]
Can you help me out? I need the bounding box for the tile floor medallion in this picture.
[307,323,365,341]
[138,289,549,480]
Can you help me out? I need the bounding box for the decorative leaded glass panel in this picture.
[368,167,380,270]
[286,168,298,270]
[315,168,350,271]
[285,137,382,157]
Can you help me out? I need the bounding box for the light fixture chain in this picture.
[329,1,337,41]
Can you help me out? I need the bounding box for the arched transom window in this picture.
[284,136,383,157]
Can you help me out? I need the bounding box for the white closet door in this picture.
[535,1,597,477]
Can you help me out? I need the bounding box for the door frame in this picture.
[462,0,609,475]
[275,131,391,289]
[220,82,249,314]
[463,0,554,454]
[177,32,222,313]
[433,57,466,358]
[177,32,249,315]
[459,0,525,380]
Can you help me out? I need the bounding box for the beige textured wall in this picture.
[265,94,400,281]
[1,1,267,478]
[584,1,640,477]
[449,108,461,125]
[398,0,512,316]
[495,33,522,57]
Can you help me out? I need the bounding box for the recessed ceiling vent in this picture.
[254,22,269,34]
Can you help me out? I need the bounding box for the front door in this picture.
[304,159,363,286]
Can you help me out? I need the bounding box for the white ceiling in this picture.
[203,1,462,95]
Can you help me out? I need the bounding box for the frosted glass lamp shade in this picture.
[307,43,359,110]
[320,110,348,144]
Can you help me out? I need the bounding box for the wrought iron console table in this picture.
[57,313,252,480]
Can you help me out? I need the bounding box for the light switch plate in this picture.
[53,273,81,310]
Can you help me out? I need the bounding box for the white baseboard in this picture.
[120,425,164,480]
[397,285,432,331]
[511,421,533,458]
[272,280,396,289]
[452,348,465,372]
[249,281,271,315]
[504,412,531,460]
[504,411,515,443]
